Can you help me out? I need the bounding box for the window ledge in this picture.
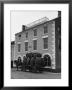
[42,33,48,35]
[33,36,38,38]
[25,51,28,53]
[32,38,38,40]
[42,35,48,38]
[33,50,37,52]
[24,40,28,42]
[42,49,48,50]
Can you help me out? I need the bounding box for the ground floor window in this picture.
[43,54,51,66]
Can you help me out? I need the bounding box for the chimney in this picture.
[22,25,26,31]
[58,11,61,17]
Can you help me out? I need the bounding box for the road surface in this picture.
[11,68,61,79]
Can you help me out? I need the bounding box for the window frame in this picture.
[42,36,48,50]
[18,34,21,40]
[34,29,37,36]
[18,43,21,52]
[44,24,48,34]
[25,32,28,38]
[33,39,37,50]
[25,41,28,51]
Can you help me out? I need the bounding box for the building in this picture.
[11,41,15,67]
[14,12,61,70]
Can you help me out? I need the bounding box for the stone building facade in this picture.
[14,14,61,70]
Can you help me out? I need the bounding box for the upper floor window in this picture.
[26,32,28,38]
[33,40,37,50]
[44,25,48,34]
[34,29,37,36]
[18,34,21,39]
[25,42,28,51]
[43,37,48,49]
[18,44,21,52]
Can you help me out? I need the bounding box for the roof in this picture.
[26,17,49,28]
[15,17,60,35]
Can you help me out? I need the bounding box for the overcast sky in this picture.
[11,10,58,41]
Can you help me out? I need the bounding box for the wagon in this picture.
[14,52,51,73]
[22,52,45,73]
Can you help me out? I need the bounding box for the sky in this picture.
[11,10,58,41]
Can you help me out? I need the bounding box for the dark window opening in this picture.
[18,34,21,39]
[43,54,51,66]
[18,44,21,52]
[44,25,48,34]
[25,42,28,51]
[33,40,37,50]
[34,29,37,36]
[43,37,48,49]
[26,32,28,38]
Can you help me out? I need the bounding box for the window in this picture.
[33,40,37,50]
[18,44,21,52]
[44,25,48,34]
[25,42,28,51]
[18,34,21,39]
[43,37,48,49]
[26,32,28,38]
[34,29,37,36]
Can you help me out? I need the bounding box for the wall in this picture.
[15,20,56,69]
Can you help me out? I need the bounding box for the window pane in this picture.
[34,29,37,36]
[18,44,21,52]
[26,32,28,38]
[25,42,28,51]
[33,40,37,50]
[44,26,48,34]
[18,34,21,40]
[43,38,48,49]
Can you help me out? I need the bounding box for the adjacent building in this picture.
[11,41,15,67]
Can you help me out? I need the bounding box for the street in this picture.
[11,68,61,79]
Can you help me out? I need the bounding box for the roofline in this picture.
[15,17,61,36]
[25,17,60,30]
[15,31,22,35]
